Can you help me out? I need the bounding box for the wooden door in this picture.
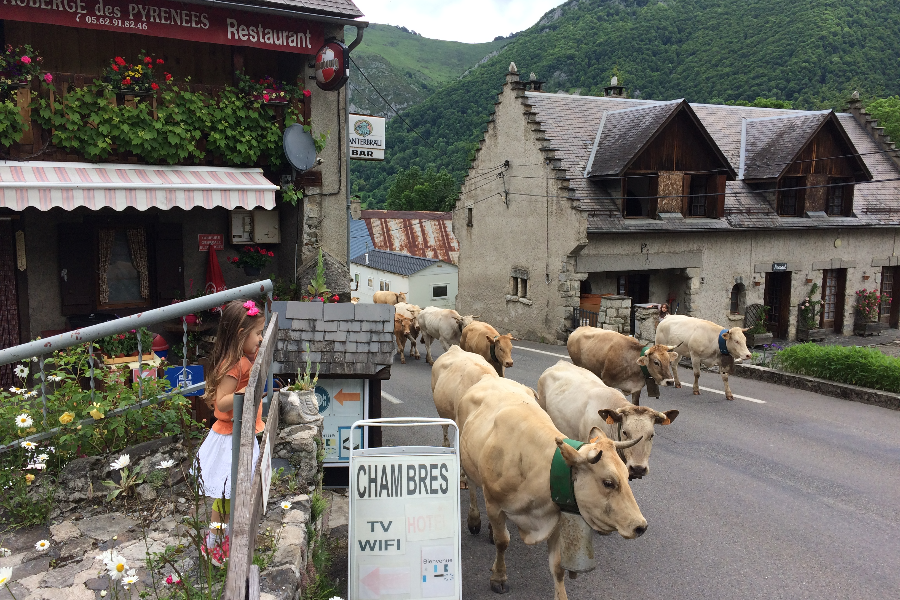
[764,272,791,338]
[626,274,650,303]
[821,269,847,333]
[0,221,21,388]
[880,267,899,327]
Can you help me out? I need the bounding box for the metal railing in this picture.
[572,306,601,329]
[0,280,274,454]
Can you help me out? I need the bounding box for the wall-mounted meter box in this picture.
[230,209,281,244]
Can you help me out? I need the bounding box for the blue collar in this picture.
[718,329,730,355]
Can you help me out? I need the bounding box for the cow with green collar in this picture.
[567,326,679,405]
[458,375,645,599]
[537,360,678,480]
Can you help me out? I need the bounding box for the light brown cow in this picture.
[393,314,419,363]
[567,326,679,404]
[431,345,497,448]
[394,302,422,320]
[373,291,407,305]
[537,360,678,480]
[460,321,515,377]
[458,375,646,598]
[656,315,752,400]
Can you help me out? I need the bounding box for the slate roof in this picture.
[518,91,900,233]
[585,101,682,177]
[741,112,829,180]
[349,219,374,261]
[351,248,440,277]
[222,0,364,18]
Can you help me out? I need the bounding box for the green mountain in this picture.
[346,24,514,118]
[351,0,900,208]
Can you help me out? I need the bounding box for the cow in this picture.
[393,313,420,363]
[567,326,679,405]
[458,375,646,598]
[460,321,515,377]
[418,307,479,365]
[394,302,422,321]
[431,344,498,449]
[373,291,406,305]
[655,315,752,401]
[537,360,679,480]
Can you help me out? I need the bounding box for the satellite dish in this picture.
[283,124,317,173]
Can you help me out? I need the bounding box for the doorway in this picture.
[617,273,650,303]
[764,271,792,338]
[821,269,847,333]
[0,220,21,388]
[880,267,899,327]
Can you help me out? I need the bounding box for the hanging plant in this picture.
[0,100,25,147]
[104,52,169,95]
[228,246,274,270]
[235,72,302,104]
[0,44,45,92]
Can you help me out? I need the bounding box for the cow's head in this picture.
[597,407,679,479]
[557,429,647,539]
[395,314,414,339]
[397,292,407,303]
[486,334,516,368]
[636,344,679,386]
[723,327,752,360]
[457,314,479,331]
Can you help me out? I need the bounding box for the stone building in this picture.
[453,65,900,343]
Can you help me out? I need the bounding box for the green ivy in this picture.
[31,81,323,167]
[0,99,26,148]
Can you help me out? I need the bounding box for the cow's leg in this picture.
[547,524,568,600]
[467,484,481,534]
[409,335,420,359]
[440,338,451,352]
[424,334,435,365]
[395,337,406,364]
[441,424,450,448]
[485,500,510,593]
[631,389,642,406]
[673,356,683,388]
[721,361,735,401]
[692,355,701,395]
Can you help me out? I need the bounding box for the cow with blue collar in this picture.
[655,315,752,401]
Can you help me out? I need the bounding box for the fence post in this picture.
[228,392,244,535]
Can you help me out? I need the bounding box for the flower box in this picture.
[796,327,829,342]
[253,88,291,104]
[103,352,156,365]
[746,332,773,347]
[853,320,887,337]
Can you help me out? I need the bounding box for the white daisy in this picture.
[9,386,23,394]
[209,522,225,530]
[100,591,107,597]
[103,555,129,580]
[122,573,139,587]
[48,375,63,383]
[281,501,291,510]
[45,446,55,453]
[14,365,28,378]
[157,459,176,469]
[110,454,130,470]
[37,453,49,462]
[20,441,37,450]
[0,547,11,557]
[15,413,32,428]
[0,566,12,585]
[34,540,49,551]
[24,390,38,399]
[26,463,46,470]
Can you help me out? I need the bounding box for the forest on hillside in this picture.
[351,0,900,209]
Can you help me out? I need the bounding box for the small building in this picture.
[351,249,458,308]
[361,210,460,264]
[453,65,900,343]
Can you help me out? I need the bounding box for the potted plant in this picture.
[854,288,886,336]
[280,343,321,425]
[745,306,773,347]
[228,246,274,277]
[0,44,44,92]
[104,52,169,96]
[796,284,828,341]
[235,72,301,105]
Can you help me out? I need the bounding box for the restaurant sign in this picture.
[2,0,325,55]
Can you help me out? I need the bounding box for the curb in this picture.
[731,363,900,411]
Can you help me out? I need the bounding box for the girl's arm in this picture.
[215,375,243,413]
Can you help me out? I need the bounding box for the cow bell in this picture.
[558,512,596,574]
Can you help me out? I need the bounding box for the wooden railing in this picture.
[224,311,280,600]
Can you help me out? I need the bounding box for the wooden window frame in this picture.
[622,175,659,219]
[826,177,854,217]
[680,173,726,218]
[96,225,152,311]
[777,176,806,216]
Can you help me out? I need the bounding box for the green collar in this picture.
[550,439,585,514]
[640,345,651,378]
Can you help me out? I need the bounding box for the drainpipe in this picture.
[346,26,365,268]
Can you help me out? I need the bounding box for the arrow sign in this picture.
[335,389,361,405]
[360,566,409,599]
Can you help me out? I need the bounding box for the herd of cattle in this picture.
[371,290,755,599]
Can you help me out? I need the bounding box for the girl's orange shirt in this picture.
[211,355,265,435]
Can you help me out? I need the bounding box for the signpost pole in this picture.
[345,84,352,266]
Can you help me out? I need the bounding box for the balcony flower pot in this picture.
[796,327,829,342]
[746,332,773,347]
[853,319,886,337]
[243,265,261,277]
[280,389,321,425]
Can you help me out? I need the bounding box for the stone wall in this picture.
[271,301,395,376]
[634,306,662,343]
[596,295,632,334]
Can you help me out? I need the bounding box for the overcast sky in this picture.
[353,0,567,43]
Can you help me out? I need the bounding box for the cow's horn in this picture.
[613,436,642,450]
[666,342,683,351]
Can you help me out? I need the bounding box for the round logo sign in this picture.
[314,385,331,413]
[314,41,349,92]
[354,119,374,137]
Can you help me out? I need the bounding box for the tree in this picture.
[384,166,458,212]
[866,96,900,144]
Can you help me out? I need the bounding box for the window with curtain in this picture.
[99,228,150,308]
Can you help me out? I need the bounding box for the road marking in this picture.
[382,391,403,404]
[515,346,767,404]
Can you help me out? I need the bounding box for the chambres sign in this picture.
[2,0,325,54]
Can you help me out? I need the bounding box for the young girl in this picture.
[195,299,266,536]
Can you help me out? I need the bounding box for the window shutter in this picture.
[681,174,691,216]
[713,174,727,218]
[649,175,659,219]
[153,223,184,306]
[842,182,854,216]
[797,176,807,216]
[620,177,628,217]
[58,225,95,316]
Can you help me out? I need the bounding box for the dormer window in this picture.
[777,176,805,216]
[826,178,853,216]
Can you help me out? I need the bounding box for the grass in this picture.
[773,343,900,393]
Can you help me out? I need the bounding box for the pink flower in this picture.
[165,576,174,585]
[43,73,52,83]
[21,56,31,64]
[247,307,260,317]
[267,251,274,257]
[303,89,311,98]
[263,93,270,102]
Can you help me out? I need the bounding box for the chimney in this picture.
[604,76,627,98]
[365,253,369,265]
[527,72,545,92]
[506,62,520,85]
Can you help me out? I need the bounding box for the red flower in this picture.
[114,56,126,66]
[263,93,270,102]
[259,248,266,255]
[144,56,152,63]
[147,64,153,69]
[332,295,339,301]
[156,58,164,65]
[112,65,119,72]
[123,77,132,85]
[267,251,274,257]
[151,83,159,90]
[303,89,311,98]
[165,73,172,82]
[244,246,252,252]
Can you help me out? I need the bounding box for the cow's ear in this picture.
[721,331,731,340]
[636,356,649,366]
[556,437,582,466]
[655,409,679,425]
[485,334,496,345]
[668,352,679,361]
[598,409,622,425]
[588,426,607,441]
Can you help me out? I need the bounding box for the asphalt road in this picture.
[377,340,900,600]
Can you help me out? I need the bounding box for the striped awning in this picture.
[0,161,277,211]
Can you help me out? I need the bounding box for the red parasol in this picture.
[205,245,227,301]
